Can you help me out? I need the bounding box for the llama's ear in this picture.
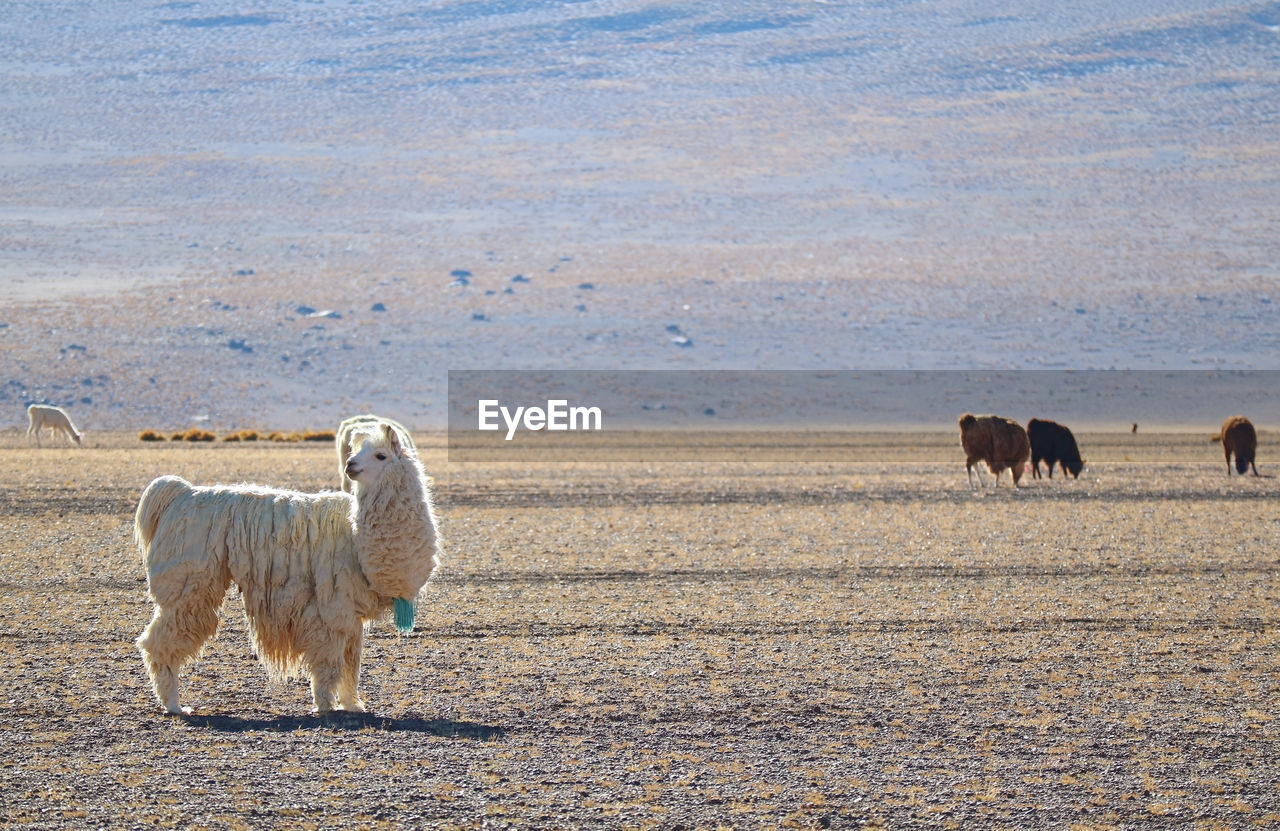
[383,423,401,454]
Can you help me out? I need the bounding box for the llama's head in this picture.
[345,424,410,487]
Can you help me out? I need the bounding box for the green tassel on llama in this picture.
[393,598,415,633]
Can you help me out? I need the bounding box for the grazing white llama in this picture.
[135,423,441,715]
[26,404,82,447]
[336,413,415,493]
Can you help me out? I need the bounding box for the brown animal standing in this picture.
[958,413,1030,488]
[1217,415,1259,476]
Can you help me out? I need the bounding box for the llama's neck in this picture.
[352,461,439,600]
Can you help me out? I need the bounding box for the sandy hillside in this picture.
[3,1,1279,430]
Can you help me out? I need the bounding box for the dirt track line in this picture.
[440,562,1280,585]
[412,615,1277,639]
[5,481,1277,515]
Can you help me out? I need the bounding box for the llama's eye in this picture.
[375,453,387,460]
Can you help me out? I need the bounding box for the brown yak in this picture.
[1217,415,1259,476]
[959,413,1030,488]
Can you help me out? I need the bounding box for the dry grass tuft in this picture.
[173,428,217,442]
[139,428,332,442]
[263,430,336,442]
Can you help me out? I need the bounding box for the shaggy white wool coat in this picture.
[135,425,440,715]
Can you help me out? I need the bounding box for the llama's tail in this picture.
[135,475,192,554]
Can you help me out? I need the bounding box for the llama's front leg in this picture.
[308,639,346,714]
[333,631,366,712]
[309,667,338,714]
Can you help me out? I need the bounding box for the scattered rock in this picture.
[228,339,253,353]
[578,283,596,290]
[472,313,489,322]
[511,274,530,283]
[370,302,387,312]
[295,304,317,316]
[671,336,693,348]
[234,268,255,276]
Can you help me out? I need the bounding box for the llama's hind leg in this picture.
[136,595,224,715]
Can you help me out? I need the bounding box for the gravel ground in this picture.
[2,432,1279,828]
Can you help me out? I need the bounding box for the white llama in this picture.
[135,423,441,714]
[27,404,82,446]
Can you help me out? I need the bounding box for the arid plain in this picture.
[4,1,1280,827]
[2,430,1277,828]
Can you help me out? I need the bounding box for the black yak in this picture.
[1027,418,1084,480]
